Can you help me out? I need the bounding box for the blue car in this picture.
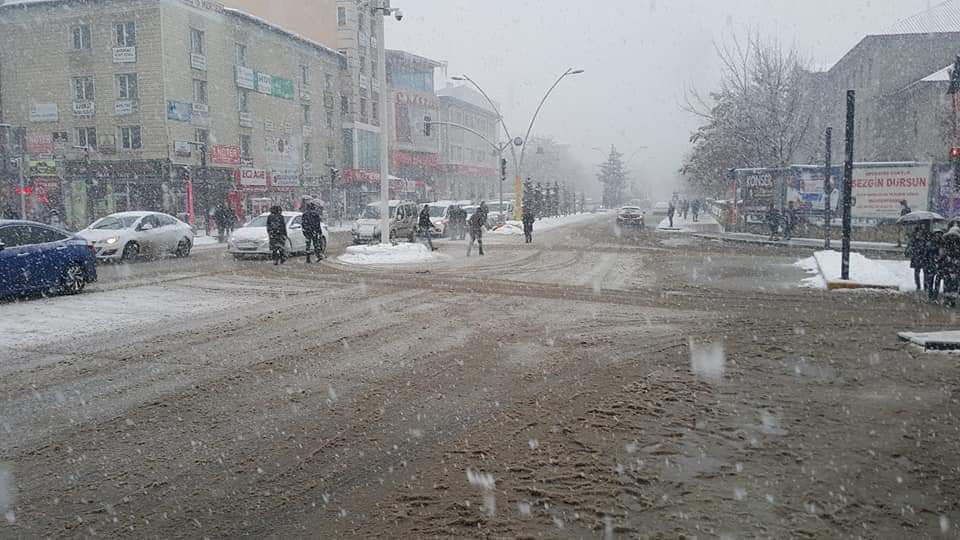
[0,220,98,298]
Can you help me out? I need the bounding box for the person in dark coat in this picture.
[680,199,689,220]
[301,202,324,263]
[521,205,536,244]
[783,201,798,240]
[467,201,488,256]
[766,204,781,240]
[907,225,928,292]
[941,226,960,306]
[924,229,942,300]
[418,204,436,251]
[667,201,676,228]
[266,205,288,265]
[691,199,701,222]
[214,203,235,243]
[457,206,469,240]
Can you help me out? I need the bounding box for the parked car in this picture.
[485,201,515,226]
[351,200,419,244]
[0,220,97,298]
[617,206,646,230]
[228,211,328,259]
[77,211,194,261]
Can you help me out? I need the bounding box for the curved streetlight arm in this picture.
[455,75,519,168]
[427,120,506,154]
[518,68,576,173]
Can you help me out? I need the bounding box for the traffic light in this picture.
[952,148,960,187]
[500,158,507,180]
[424,116,431,136]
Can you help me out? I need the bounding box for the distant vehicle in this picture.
[617,206,646,230]
[351,200,419,244]
[652,202,671,216]
[228,211,328,259]
[485,200,515,226]
[0,220,97,298]
[77,211,193,261]
[428,201,455,237]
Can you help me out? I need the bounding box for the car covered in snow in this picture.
[351,201,419,244]
[228,211,328,259]
[77,211,194,261]
[616,206,646,229]
[0,220,97,298]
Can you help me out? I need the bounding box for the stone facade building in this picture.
[436,85,498,201]
[0,0,346,229]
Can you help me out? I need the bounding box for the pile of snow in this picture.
[795,250,915,291]
[490,213,600,236]
[193,235,221,248]
[338,243,448,265]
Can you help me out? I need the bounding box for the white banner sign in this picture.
[30,103,59,123]
[239,167,267,187]
[190,53,207,71]
[115,100,135,116]
[113,46,136,63]
[851,164,931,219]
[236,66,255,90]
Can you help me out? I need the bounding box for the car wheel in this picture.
[175,238,192,258]
[122,242,140,261]
[60,263,87,295]
[232,253,246,260]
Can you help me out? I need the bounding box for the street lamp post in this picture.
[367,0,403,244]
[453,68,583,220]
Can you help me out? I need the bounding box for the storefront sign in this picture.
[238,167,267,187]
[167,100,193,122]
[115,100,135,116]
[212,144,241,165]
[271,77,295,100]
[29,103,59,123]
[174,140,193,157]
[236,66,256,89]
[192,102,209,114]
[239,111,253,128]
[73,101,95,116]
[270,169,300,188]
[851,164,931,219]
[29,160,59,177]
[265,137,297,166]
[113,46,136,63]
[394,91,434,106]
[190,53,207,71]
[26,134,53,156]
[256,72,273,95]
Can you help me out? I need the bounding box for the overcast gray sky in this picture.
[387,0,937,198]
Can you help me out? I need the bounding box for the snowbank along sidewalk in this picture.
[657,213,722,233]
[338,242,449,265]
[795,250,913,291]
[489,212,603,236]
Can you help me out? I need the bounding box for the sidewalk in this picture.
[694,230,904,256]
[656,213,723,233]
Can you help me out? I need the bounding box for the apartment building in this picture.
[0,0,346,228]
[436,85,499,201]
[386,49,441,201]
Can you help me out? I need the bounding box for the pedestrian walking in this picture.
[301,202,324,264]
[783,201,797,240]
[681,199,689,220]
[214,203,233,243]
[924,229,942,301]
[521,205,535,244]
[691,199,701,222]
[766,204,781,240]
[907,225,928,293]
[266,205,288,265]
[418,204,436,251]
[667,201,676,228]
[897,200,912,247]
[467,201,488,256]
[942,226,960,307]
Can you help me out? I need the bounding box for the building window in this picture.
[302,104,312,125]
[190,28,205,55]
[238,90,249,112]
[115,73,138,100]
[303,142,312,163]
[195,128,209,146]
[325,73,334,90]
[337,6,347,27]
[371,59,378,79]
[341,94,349,114]
[72,76,95,101]
[193,79,207,104]
[424,115,432,137]
[235,42,247,66]
[301,64,310,86]
[71,24,91,50]
[359,97,367,122]
[115,22,136,47]
[326,109,334,129]
[240,134,252,160]
[118,126,142,150]
[372,92,379,122]
[327,145,335,162]
[359,55,366,74]
[76,127,97,149]
[358,12,365,32]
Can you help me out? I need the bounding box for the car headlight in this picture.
[105,236,119,245]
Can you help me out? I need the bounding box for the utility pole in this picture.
[824,127,832,249]
[841,91,855,281]
[15,127,27,220]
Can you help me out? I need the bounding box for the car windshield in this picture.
[90,215,139,230]
[11,2,958,539]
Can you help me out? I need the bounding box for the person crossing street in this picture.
[267,205,288,265]
[522,205,536,244]
[418,204,436,251]
[467,201,488,256]
[302,202,324,264]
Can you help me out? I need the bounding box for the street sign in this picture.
[513,137,524,147]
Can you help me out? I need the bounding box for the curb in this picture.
[812,253,900,291]
[694,233,902,256]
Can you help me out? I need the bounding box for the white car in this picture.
[428,201,455,237]
[78,211,194,261]
[351,201,419,244]
[228,211,328,259]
